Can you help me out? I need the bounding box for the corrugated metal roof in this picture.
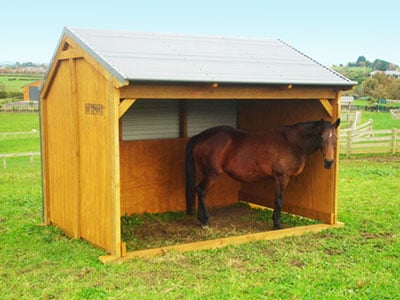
[57,27,355,86]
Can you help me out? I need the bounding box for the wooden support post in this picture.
[179,100,187,138]
[121,242,127,257]
[319,99,333,118]
[69,57,81,239]
[332,91,341,225]
[118,99,136,119]
[108,77,122,258]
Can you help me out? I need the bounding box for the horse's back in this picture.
[224,127,306,181]
[191,126,240,173]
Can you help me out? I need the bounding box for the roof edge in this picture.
[65,27,127,84]
[40,27,128,97]
[127,78,356,87]
[40,28,67,97]
[277,39,357,86]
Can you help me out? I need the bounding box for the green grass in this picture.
[0,135,40,154]
[1,112,400,298]
[1,156,399,299]
[0,112,40,132]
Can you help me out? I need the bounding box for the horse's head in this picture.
[320,118,340,169]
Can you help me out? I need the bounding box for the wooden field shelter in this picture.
[40,27,355,261]
[23,80,42,101]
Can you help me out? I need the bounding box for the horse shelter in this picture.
[40,27,355,262]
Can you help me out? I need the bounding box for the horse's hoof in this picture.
[201,224,210,229]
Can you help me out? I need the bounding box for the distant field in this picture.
[353,99,400,109]
[332,66,371,84]
[0,113,40,154]
[361,111,400,129]
[343,105,400,129]
[0,74,43,93]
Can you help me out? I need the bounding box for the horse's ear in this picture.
[333,118,340,128]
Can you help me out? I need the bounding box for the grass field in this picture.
[1,113,399,299]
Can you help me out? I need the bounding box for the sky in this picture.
[1,0,399,67]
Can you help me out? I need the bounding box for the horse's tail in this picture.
[185,135,198,215]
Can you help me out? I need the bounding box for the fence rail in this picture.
[340,120,399,157]
[0,131,39,137]
[0,152,40,169]
[341,110,361,128]
[0,105,39,112]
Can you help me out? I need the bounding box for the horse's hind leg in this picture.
[272,174,290,230]
[195,175,217,228]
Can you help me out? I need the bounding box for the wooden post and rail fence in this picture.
[0,131,40,169]
[0,152,41,169]
[339,119,399,157]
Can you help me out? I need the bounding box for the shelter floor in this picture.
[121,202,319,251]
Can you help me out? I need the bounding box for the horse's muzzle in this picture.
[324,159,334,169]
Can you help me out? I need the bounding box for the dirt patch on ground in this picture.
[121,203,318,251]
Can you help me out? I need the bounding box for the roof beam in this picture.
[120,83,339,100]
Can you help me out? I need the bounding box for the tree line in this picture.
[346,56,398,71]
[334,56,400,100]
[359,72,400,100]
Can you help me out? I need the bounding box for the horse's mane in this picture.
[281,119,324,129]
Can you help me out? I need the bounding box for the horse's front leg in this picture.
[272,174,290,230]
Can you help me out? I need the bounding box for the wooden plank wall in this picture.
[120,139,240,216]
[41,60,80,237]
[42,52,121,254]
[119,98,339,224]
[237,100,337,224]
[75,58,117,252]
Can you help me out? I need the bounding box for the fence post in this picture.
[369,119,374,138]
[393,128,398,154]
[346,128,352,158]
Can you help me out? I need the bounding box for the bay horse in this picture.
[185,119,340,229]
